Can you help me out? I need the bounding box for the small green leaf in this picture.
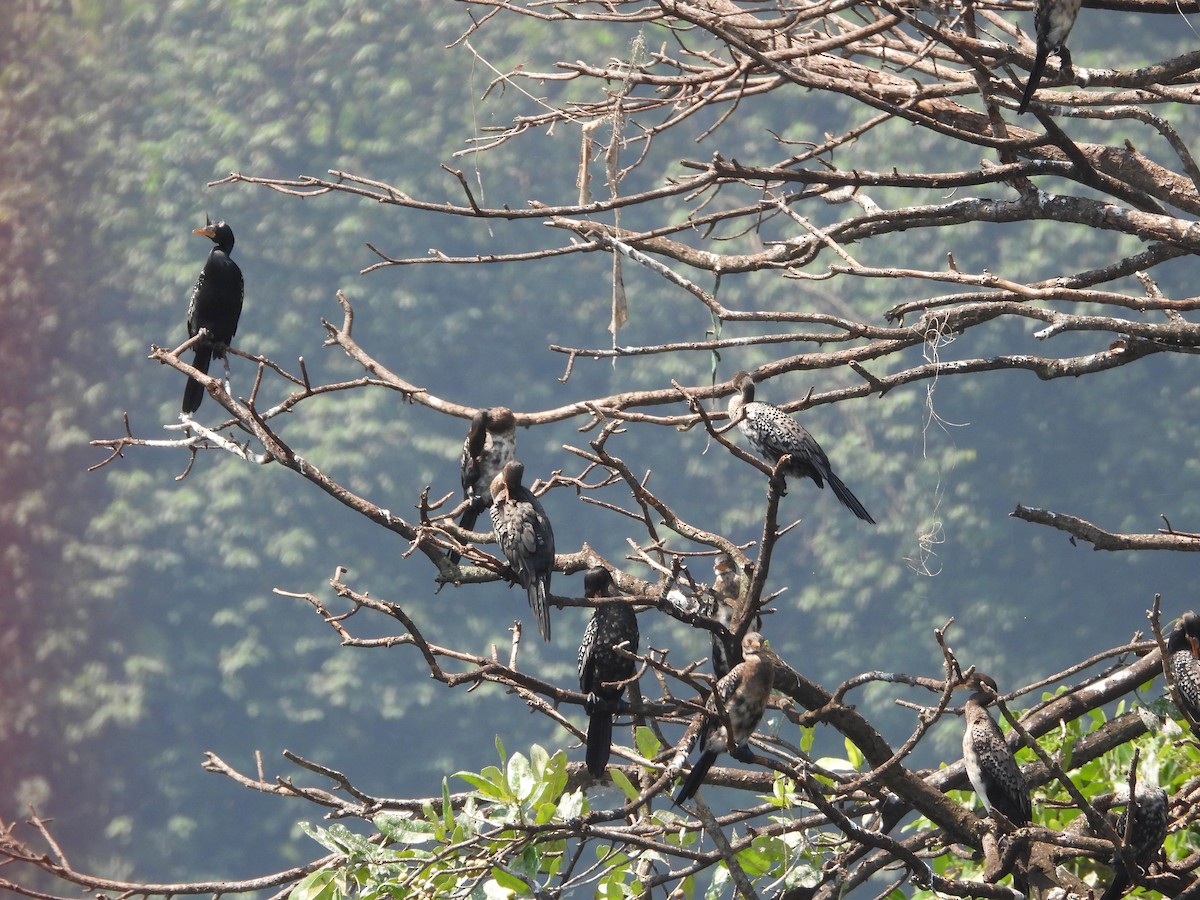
[843,738,864,770]
[489,866,530,894]
[374,812,435,845]
[635,726,662,760]
[609,767,641,801]
[289,869,342,900]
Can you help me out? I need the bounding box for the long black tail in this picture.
[1019,42,1050,114]
[448,501,484,565]
[1098,867,1129,900]
[182,346,212,414]
[826,469,875,523]
[527,578,551,642]
[585,709,613,777]
[674,750,718,805]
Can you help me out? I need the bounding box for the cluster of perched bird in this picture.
[954,614,1200,899]
[178,222,1186,895]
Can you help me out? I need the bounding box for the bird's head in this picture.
[956,672,1001,707]
[1169,610,1200,657]
[584,566,618,599]
[485,407,517,434]
[741,631,766,656]
[193,217,235,253]
[731,371,756,402]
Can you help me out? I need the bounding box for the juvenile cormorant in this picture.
[1100,781,1168,900]
[675,631,774,805]
[960,674,1031,828]
[489,460,554,641]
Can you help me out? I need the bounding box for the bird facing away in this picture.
[182,218,243,414]
[674,631,774,805]
[1018,0,1081,113]
[727,371,875,523]
[577,566,640,777]
[1167,610,1200,731]
[1100,781,1168,900]
[489,460,554,642]
[960,675,1032,828]
[451,407,517,563]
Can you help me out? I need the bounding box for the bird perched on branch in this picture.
[489,460,554,642]
[960,674,1031,828]
[709,553,761,680]
[578,566,640,776]
[1018,0,1081,114]
[182,218,243,414]
[1100,780,1168,900]
[959,673,1031,892]
[1167,610,1200,731]
[674,631,774,805]
[451,407,516,564]
[726,371,875,523]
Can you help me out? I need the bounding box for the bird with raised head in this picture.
[182,218,243,414]
[727,371,874,523]
[577,566,640,776]
[674,631,774,805]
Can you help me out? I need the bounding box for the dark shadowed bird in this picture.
[182,218,243,414]
[727,371,874,523]
[578,566,640,776]
[1100,780,1168,900]
[489,460,554,641]
[451,407,516,563]
[1018,0,1081,113]
[674,631,774,805]
[1168,610,1200,731]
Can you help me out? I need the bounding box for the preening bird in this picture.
[674,631,774,805]
[727,371,874,523]
[451,407,516,563]
[577,566,640,776]
[182,218,243,414]
[1018,0,1082,113]
[489,460,555,642]
[1167,610,1200,731]
[960,674,1031,828]
[1100,781,1168,900]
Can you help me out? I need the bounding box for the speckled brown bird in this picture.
[489,460,554,642]
[1168,610,1200,731]
[1101,780,1168,900]
[960,674,1031,828]
[727,372,874,523]
[675,631,774,805]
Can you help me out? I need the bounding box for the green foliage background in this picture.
[2,0,1198,887]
